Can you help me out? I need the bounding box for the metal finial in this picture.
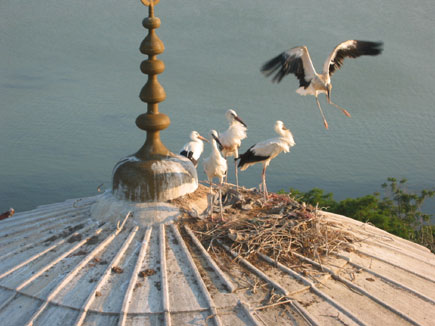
[112,1,197,202]
[140,0,160,7]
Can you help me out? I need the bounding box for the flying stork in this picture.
[203,130,228,220]
[179,131,208,168]
[218,109,247,188]
[261,40,383,129]
[237,121,295,200]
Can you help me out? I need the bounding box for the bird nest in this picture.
[182,185,357,268]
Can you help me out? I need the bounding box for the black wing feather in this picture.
[180,150,192,159]
[261,52,310,88]
[237,145,270,169]
[329,41,383,76]
[180,150,198,167]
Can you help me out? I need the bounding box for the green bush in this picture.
[281,178,434,252]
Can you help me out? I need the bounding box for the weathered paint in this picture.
[0,195,434,326]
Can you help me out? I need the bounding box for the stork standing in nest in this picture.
[218,109,247,189]
[261,40,383,129]
[237,121,295,200]
[203,130,227,220]
[179,131,208,168]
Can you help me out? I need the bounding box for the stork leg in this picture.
[315,96,329,129]
[234,159,239,190]
[262,165,268,200]
[327,96,351,117]
[208,179,215,220]
[219,179,225,221]
[234,149,240,190]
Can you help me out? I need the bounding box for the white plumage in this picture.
[219,109,248,157]
[218,109,247,188]
[261,40,383,129]
[203,130,227,188]
[179,131,208,167]
[203,130,228,219]
[238,121,295,199]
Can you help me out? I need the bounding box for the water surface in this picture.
[1,0,434,215]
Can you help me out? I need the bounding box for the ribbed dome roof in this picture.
[0,189,434,326]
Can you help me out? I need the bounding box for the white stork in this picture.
[261,40,383,129]
[218,109,247,188]
[179,131,208,167]
[237,121,295,200]
[203,130,228,220]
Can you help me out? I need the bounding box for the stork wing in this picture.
[323,40,383,76]
[261,46,316,87]
[252,137,289,157]
[180,141,203,161]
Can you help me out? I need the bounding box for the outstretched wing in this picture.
[261,46,316,87]
[323,40,383,76]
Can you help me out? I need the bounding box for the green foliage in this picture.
[288,187,338,211]
[282,178,434,252]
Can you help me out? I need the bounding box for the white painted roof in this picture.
[0,191,434,325]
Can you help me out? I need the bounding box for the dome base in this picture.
[90,191,180,226]
[112,154,198,202]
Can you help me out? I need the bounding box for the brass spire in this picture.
[136,1,169,157]
[112,0,197,202]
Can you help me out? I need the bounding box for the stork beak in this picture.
[198,135,209,142]
[235,116,247,128]
[212,133,223,148]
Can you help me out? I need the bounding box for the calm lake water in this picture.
[1,0,434,216]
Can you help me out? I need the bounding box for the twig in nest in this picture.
[254,299,294,311]
[189,188,357,279]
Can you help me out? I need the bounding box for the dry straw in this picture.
[186,186,357,268]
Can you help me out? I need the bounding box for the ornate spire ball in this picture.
[112,0,197,202]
